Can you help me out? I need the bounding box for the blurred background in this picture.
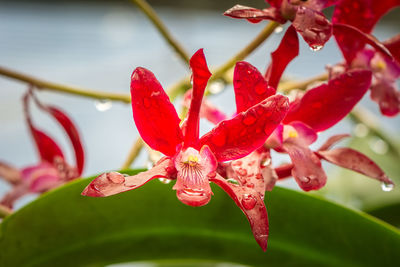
[0,0,399,213]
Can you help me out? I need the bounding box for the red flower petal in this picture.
[24,93,65,163]
[210,174,269,251]
[332,0,400,35]
[275,163,294,179]
[39,106,85,175]
[23,163,61,193]
[316,148,393,185]
[183,90,227,125]
[318,134,350,151]
[82,157,175,197]
[200,95,289,162]
[333,23,393,63]
[0,183,29,209]
[131,67,183,156]
[283,142,327,191]
[287,121,318,146]
[224,5,285,24]
[283,70,372,132]
[184,49,212,148]
[370,80,400,117]
[234,62,275,113]
[384,34,400,64]
[265,25,299,89]
[292,7,332,49]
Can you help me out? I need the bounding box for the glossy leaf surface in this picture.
[1,169,399,266]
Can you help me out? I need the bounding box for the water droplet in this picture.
[381,182,394,192]
[242,113,257,125]
[232,160,242,167]
[369,138,388,155]
[95,99,112,111]
[158,178,171,184]
[107,172,125,184]
[227,178,239,185]
[241,194,257,210]
[255,173,263,180]
[254,82,267,95]
[310,45,323,51]
[354,123,369,137]
[208,80,225,94]
[274,25,284,34]
[247,183,255,189]
[262,158,271,166]
[237,168,248,176]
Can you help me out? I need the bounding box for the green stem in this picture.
[131,0,190,64]
[0,66,131,103]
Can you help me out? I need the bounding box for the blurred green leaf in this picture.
[0,169,399,266]
[366,202,400,228]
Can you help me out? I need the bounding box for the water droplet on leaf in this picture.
[95,99,112,111]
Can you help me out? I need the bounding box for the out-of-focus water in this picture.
[0,2,399,208]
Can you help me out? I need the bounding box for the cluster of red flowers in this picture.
[82,0,399,251]
[1,0,398,252]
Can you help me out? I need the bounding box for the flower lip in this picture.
[176,188,211,207]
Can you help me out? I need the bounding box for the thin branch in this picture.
[0,66,131,103]
[121,138,144,170]
[131,0,190,64]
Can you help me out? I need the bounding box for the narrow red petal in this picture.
[234,62,275,113]
[283,142,327,191]
[82,157,175,197]
[24,92,65,163]
[265,25,299,89]
[283,70,372,132]
[318,134,350,151]
[210,174,269,251]
[384,34,400,64]
[39,106,85,175]
[370,80,400,117]
[131,67,183,156]
[200,95,289,162]
[317,148,393,185]
[292,7,332,49]
[333,23,393,63]
[184,49,212,148]
[275,163,294,180]
[332,0,400,35]
[183,90,227,125]
[224,5,285,23]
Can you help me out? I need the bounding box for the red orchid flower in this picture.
[331,0,400,116]
[82,49,290,251]
[224,0,338,50]
[0,89,85,209]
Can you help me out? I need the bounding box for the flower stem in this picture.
[0,204,12,219]
[0,66,131,103]
[278,72,329,93]
[121,138,144,170]
[131,0,190,64]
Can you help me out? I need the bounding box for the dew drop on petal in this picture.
[274,25,284,34]
[354,123,369,138]
[242,113,257,125]
[241,194,257,210]
[158,178,171,184]
[369,138,389,155]
[310,45,323,52]
[208,80,225,94]
[381,182,394,192]
[94,99,112,111]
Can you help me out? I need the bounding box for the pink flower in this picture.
[332,0,400,116]
[82,49,290,251]
[224,0,338,50]
[0,89,85,209]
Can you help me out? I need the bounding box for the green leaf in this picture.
[366,202,400,228]
[1,169,399,266]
